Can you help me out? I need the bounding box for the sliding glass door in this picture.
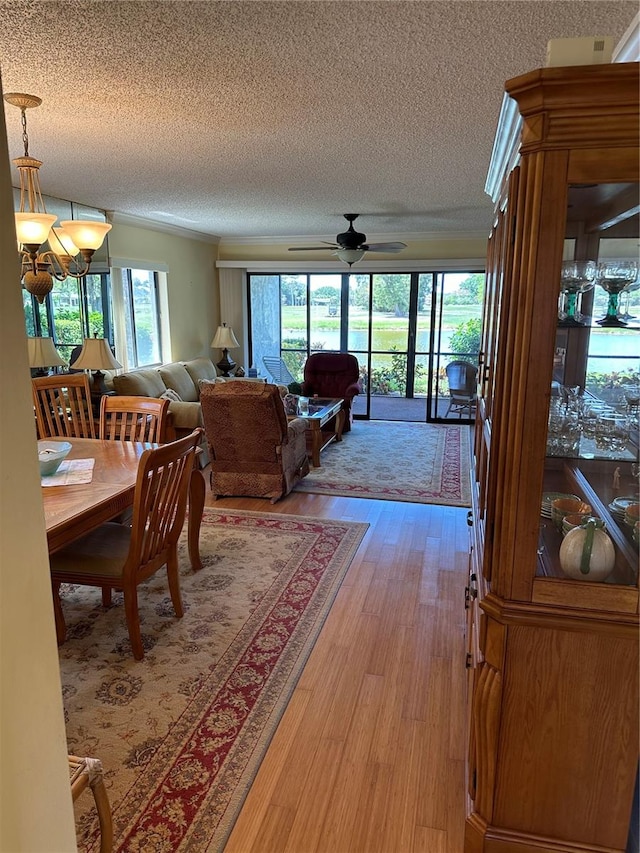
[248,269,484,423]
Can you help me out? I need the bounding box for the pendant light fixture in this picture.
[4,92,112,303]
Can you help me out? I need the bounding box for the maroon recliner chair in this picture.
[302,352,361,432]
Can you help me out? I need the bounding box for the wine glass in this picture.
[558,260,596,326]
[595,259,639,327]
[618,279,640,322]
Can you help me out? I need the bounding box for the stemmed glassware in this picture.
[595,259,639,327]
[618,279,639,322]
[558,260,596,326]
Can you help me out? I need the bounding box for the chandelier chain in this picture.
[20,107,30,157]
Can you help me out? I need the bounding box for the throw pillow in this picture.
[160,388,182,402]
[198,377,226,389]
[283,393,299,416]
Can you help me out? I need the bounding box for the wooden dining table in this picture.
[42,437,205,642]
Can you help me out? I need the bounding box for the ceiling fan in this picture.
[288,214,407,265]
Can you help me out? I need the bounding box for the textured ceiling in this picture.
[0,1,636,243]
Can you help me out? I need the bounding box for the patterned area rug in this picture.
[60,509,368,852]
[295,420,471,506]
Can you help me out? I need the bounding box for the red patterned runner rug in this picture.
[59,509,368,852]
[295,421,471,506]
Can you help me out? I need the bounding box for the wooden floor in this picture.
[205,479,470,852]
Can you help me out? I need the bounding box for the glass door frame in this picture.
[247,268,485,424]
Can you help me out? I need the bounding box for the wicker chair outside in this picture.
[69,755,113,852]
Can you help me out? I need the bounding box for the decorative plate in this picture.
[541,492,580,517]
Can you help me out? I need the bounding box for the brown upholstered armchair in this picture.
[200,380,310,502]
[302,352,361,431]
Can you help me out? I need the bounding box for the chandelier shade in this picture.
[59,220,112,253]
[51,227,80,256]
[15,212,57,246]
[4,91,112,302]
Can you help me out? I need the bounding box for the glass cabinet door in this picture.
[539,181,639,591]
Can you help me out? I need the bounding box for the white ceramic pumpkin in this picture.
[559,521,615,582]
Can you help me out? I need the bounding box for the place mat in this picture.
[41,458,95,487]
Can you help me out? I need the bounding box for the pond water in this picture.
[284,327,639,374]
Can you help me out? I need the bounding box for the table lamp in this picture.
[211,323,240,376]
[70,336,122,395]
[27,336,65,376]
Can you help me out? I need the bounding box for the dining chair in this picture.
[49,428,203,660]
[32,373,96,439]
[99,395,170,443]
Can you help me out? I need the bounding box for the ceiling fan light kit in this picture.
[288,213,407,266]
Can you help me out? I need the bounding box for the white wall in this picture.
[0,86,77,850]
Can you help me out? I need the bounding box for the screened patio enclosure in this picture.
[248,270,485,424]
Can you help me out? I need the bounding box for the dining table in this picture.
[42,437,205,643]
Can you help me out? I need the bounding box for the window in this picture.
[113,268,162,369]
[248,268,485,422]
[24,273,114,365]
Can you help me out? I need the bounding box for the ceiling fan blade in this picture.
[364,242,407,253]
[288,244,339,251]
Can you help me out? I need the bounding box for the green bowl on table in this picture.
[38,440,72,476]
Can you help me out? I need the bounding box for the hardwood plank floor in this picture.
[206,483,469,852]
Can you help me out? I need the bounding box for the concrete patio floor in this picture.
[352,394,474,423]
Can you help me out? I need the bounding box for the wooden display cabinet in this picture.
[466,62,639,852]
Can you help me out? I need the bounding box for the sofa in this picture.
[107,357,218,440]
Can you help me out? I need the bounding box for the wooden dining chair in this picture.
[32,373,96,439]
[99,395,170,443]
[49,428,203,660]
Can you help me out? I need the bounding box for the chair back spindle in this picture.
[33,374,96,439]
[99,395,169,443]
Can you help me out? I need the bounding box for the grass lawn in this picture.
[281,305,480,332]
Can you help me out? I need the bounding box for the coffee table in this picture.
[289,397,345,466]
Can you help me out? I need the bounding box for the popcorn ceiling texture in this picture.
[0,1,635,242]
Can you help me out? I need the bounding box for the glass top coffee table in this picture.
[288,397,345,467]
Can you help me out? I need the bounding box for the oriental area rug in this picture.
[59,509,368,852]
[294,420,471,506]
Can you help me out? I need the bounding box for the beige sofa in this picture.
[107,357,219,442]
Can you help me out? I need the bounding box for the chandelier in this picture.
[4,92,112,303]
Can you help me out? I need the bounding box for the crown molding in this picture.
[107,210,220,244]
[613,12,639,61]
[216,258,486,273]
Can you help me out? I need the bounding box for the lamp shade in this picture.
[59,220,112,251]
[211,324,239,349]
[15,211,56,246]
[27,336,65,368]
[51,226,80,257]
[70,338,122,370]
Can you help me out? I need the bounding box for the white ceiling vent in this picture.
[546,36,614,67]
